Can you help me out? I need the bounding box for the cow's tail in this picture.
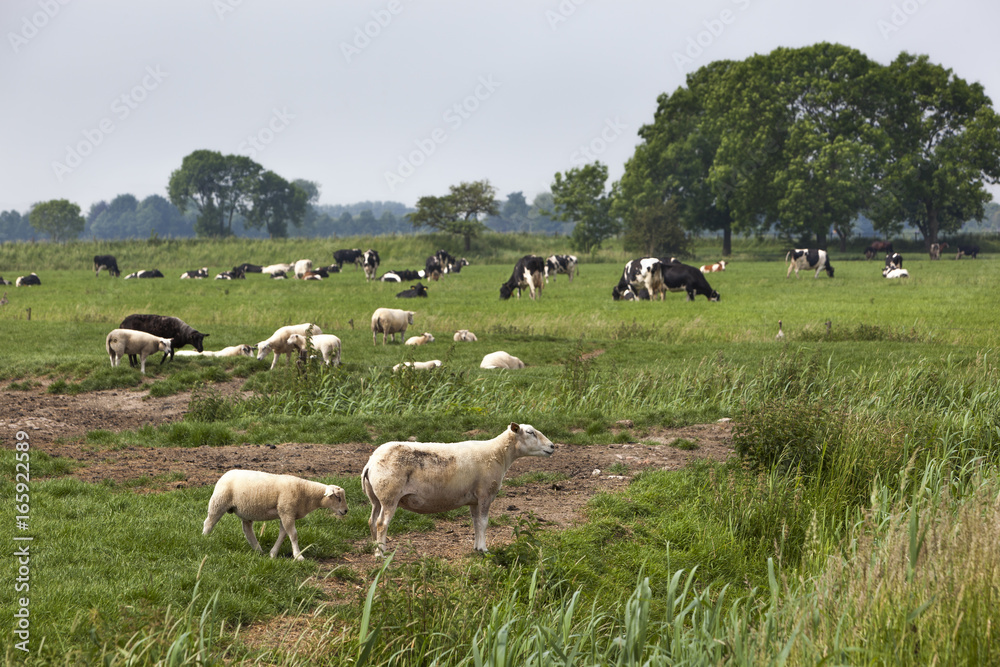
[784,251,791,263]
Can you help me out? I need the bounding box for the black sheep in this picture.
[119,314,209,365]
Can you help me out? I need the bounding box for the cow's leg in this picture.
[786,262,795,278]
[814,266,822,279]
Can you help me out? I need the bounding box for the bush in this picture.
[733,398,840,474]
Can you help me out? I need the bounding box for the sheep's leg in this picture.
[269,351,280,370]
[271,516,300,559]
[241,519,264,554]
[139,354,147,375]
[374,504,397,557]
[471,501,491,552]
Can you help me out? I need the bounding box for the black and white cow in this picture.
[0,276,11,285]
[885,253,903,270]
[956,245,980,260]
[362,249,380,281]
[93,255,121,278]
[447,257,470,274]
[380,269,425,283]
[333,248,364,270]
[396,282,429,298]
[124,269,165,279]
[612,258,665,301]
[180,267,209,279]
[785,249,834,278]
[661,262,720,301]
[500,255,546,300]
[15,273,41,287]
[544,254,578,283]
[214,268,245,280]
[309,265,340,278]
[232,263,263,274]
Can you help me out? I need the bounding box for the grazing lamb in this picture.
[404,332,434,346]
[15,273,40,287]
[106,329,172,374]
[119,314,208,363]
[294,259,313,279]
[480,351,525,369]
[453,329,478,342]
[180,267,209,279]
[287,333,342,366]
[392,360,442,371]
[371,308,415,345]
[203,470,348,560]
[174,344,255,358]
[256,323,323,370]
[363,423,554,555]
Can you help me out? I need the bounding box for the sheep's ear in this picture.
[510,422,520,433]
[324,486,335,497]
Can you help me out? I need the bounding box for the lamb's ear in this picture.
[510,422,520,433]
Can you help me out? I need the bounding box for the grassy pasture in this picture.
[1,237,999,664]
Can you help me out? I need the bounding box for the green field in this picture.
[2,236,999,665]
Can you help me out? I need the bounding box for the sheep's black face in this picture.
[193,333,208,352]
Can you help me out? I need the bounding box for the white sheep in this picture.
[362,423,554,555]
[404,332,434,346]
[453,329,478,342]
[203,470,348,560]
[392,360,442,371]
[480,351,525,369]
[294,259,313,279]
[256,323,323,370]
[371,308,415,345]
[287,333,342,366]
[106,328,172,374]
[261,263,293,276]
[174,344,254,358]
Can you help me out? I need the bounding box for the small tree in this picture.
[245,172,307,238]
[29,199,84,242]
[408,180,499,251]
[623,199,690,258]
[551,162,619,252]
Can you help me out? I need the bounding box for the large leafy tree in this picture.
[622,198,690,258]
[29,199,84,242]
[550,162,618,252]
[868,53,1000,248]
[168,150,262,237]
[245,172,307,239]
[408,180,499,251]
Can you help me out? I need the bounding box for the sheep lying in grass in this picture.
[174,344,254,358]
[106,329,172,374]
[392,360,442,371]
[287,333,342,366]
[453,329,478,342]
[256,323,322,369]
[203,470,348,560]
[362,423,554,555]
[404,332,434,346]
[480,351,524,369]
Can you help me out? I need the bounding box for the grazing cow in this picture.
[885,253,903,270]
[15,273,41,287]
[119,313,208,364]
[214,269,245,280]
[233,263,263,274]
[333,248,364,270]
[699,260,727,273]
[380,269,425,283]
[499,255,545,300]
[956,245,980,260]
[544,254,578,283]
[929,242,948,261]
[662,263,721,301]
[362,249,380,281]
[612,258,665,301]
[864,240,894,260]
[93,255,121,278]
[396,282,428,298]
[785,249,834,279]
[124,269,164,279]
[180,267,209,279]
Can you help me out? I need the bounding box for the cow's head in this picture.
[825,265,835,278]
[500,283,514,300]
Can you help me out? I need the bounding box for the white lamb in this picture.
[287,333,342,366]
[203,470,348,560]
[294,259,313,279]
[404,332,434,346]
[392,360,442,371]
[453,329,478,342]
[363,423,554,555]
[371,307,415,345]
[106,328,172,375]
[480,351,525,369]
[175,344,254,358]
[256,323,323,370]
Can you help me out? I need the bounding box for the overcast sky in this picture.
[3,0,998,215]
